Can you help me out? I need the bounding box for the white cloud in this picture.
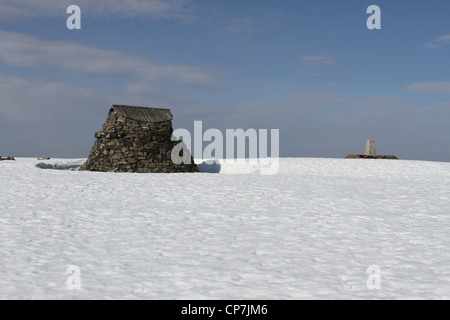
[0,0,193,21]
[0,30,215,87]
[426,34,450,49]
[221,9,283,35]
[0,74,107,124]
[0,70,220,157]
[355,96,410,109]
[299,55,335,67]
[315,82,336,89]
[0,72,205,124]
[222,17,264,34]
[404,82,450,94]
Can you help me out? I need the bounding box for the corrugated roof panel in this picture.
[111,105,173,123]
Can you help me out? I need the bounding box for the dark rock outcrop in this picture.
[345,154,399,160]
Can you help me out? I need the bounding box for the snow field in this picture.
[1,157,450,299]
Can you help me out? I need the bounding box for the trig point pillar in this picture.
[364,140,376,156]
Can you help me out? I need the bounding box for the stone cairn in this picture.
[346,140,398,159]
[80,105,198,173]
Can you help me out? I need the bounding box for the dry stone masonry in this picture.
[80,105,198,173]
[346,139,398,160]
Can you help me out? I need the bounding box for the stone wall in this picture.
[80,111,198,173]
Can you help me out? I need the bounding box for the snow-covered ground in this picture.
[1,157,450,299]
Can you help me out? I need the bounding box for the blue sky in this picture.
[1,0,450,161]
